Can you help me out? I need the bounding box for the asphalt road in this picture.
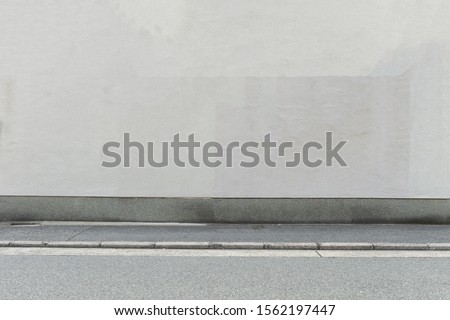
[0,249,449,299]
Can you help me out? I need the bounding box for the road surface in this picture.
[0,248,449,299]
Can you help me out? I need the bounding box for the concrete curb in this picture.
[154,242,210,249]
[10,241,46,247]
[46,241,101,248]
[263,242,318,250]
[318,242,373,250]
[372,243,429,250]
[428,243,450,250]
[4,241,450,250]
[100,241,155,249]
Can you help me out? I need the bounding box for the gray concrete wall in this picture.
[0,1,449,199]
[1,197,450,224]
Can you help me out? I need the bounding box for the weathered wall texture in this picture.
[0,0,449,198]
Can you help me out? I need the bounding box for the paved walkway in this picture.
[1,222,450,249]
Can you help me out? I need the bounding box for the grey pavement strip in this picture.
[3,241,450,250]
[5,224,450,244]
[318,250,450,258]
[3,247,450,258]
[318,242,373,250]
[0,247,321,257]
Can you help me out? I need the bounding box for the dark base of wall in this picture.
[1,197,450,224]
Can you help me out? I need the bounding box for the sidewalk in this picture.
[1,222,450,250]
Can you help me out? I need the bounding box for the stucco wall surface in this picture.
[0,0,449,197]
